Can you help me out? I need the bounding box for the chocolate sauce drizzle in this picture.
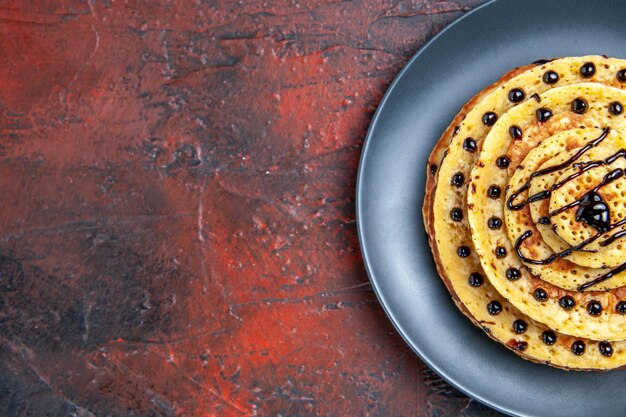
[578,262,626,291]
[530,149,626,223]
[506,128,611,211]
[514,216,626,266]
[502,127,626,290]
[575,191,611,231]
[538,168,621,224]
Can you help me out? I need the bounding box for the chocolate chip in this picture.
[463,137,477,153]
[495,246,507,258]
[482,112,498,126]
[451,172,465,187]
[618,69,626,82]
[571,97,587,114]
[509,125,522,139]
[571,340,585,355]
[542,70,559,84]
[533,288,548,301]
[457,246,471,257]
[609,101,623,115]
[580,62,596,78]
[506,267,521,281]
[513,319,527,334]
[599,341,613,357]
[536,108,552,122]
[487,217,502,229]
[587,300,602,316]
[496,156,510,169]
[617,301,626,314]
[542,330,557,345]
[450,208,463,222]
[487,185,501,199]
[468,272,483,287]
[508,88,525,103]
[487,300,502,315]
[559,296,575,310]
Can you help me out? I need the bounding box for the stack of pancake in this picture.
[424,56,626,370]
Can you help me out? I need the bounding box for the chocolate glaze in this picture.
[507,128,611,211]
[495,109,626,293]
[521,148,626,218]
[575,191,610,232]
[542,168,620,224]
[577,261,626,291]
[516,218,626,265]
[515,230,568,265]
[515,219,626,290]
[600,227,626,247]
[505,127,626,289]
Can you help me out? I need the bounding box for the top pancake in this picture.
[511,130,626,271]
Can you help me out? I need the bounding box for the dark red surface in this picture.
[0,1,505,416]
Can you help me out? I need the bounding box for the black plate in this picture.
[356,0,626,415]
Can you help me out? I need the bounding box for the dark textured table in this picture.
[1,1,506,416]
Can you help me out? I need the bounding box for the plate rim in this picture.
[355,0,519,415]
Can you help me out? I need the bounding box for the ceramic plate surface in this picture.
[356,0,626,415]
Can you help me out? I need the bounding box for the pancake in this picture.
[468,83,626,341]
[425,56,626,370]
[527,143,626,270]
[511,131,626,273]
[423,64,534,240]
